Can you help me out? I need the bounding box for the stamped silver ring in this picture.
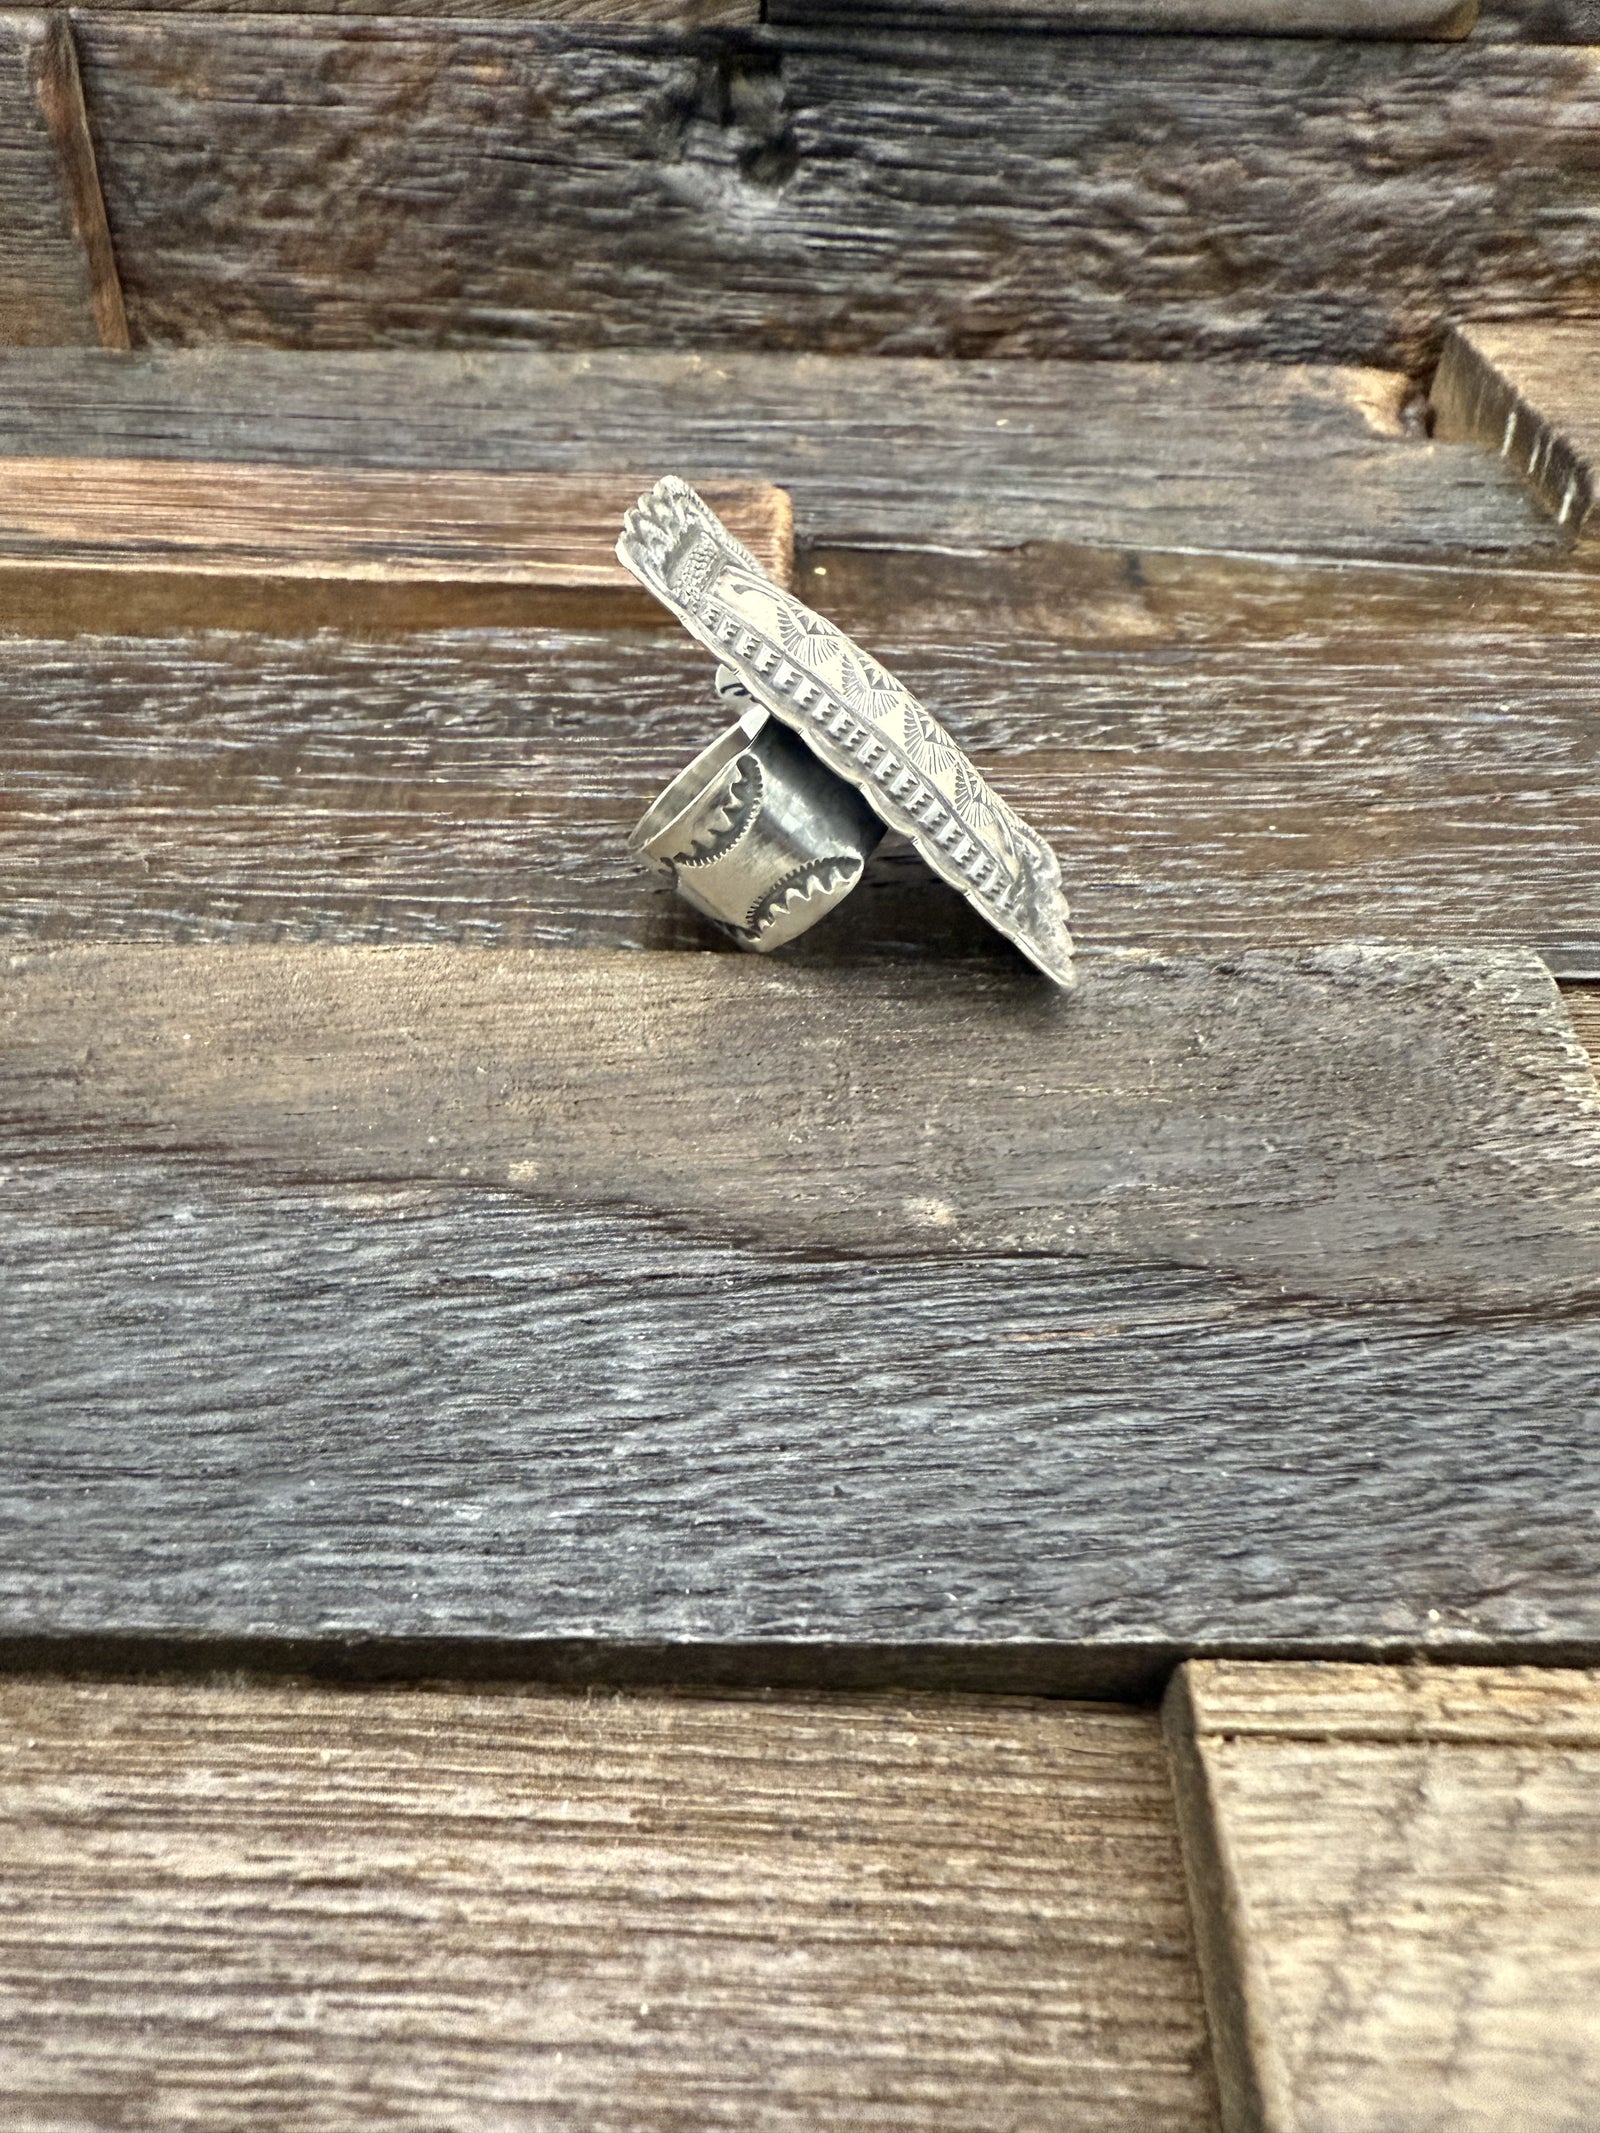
[629,669,886,952]
[619,477,1075,989]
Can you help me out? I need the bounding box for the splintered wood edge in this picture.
[1162,1669,1284,2133]
[1432,325,1599,539]
[1179,1657,1600,1744]
[0,461,794,590]
[24,16,129,350]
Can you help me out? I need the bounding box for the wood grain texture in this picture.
[66,22,1600,367]
[1166,1660,1600,2132]
[7,940,1599,1308]
[0,459,791,607]
[1433,323,1600,539]
[770,0,1476,28]
[1477,0,1600,34]
[1,943,1598,1682]
[2,546,1596,968]
[0,349,1560,565]
[0,1679,1219,2132]
[0,12,124,347]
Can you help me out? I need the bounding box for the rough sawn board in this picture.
[1,942,1598,1685]
[1166,1660,1600,2133]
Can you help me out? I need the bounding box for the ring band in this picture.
[629,670,885,951]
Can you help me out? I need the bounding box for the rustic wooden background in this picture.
[1,3,1598,2127]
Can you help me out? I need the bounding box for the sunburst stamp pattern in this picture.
[619,477,1074,988]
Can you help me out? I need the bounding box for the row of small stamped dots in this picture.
[710,612,1016,908]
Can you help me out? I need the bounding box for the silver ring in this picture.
[619,477,1075,988]
[629,671,885,952]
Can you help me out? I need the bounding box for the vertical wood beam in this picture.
[0,12,126,347]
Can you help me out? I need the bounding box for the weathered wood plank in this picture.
[0,349,1562,565]
[65,23,1600,367]
[2,547,1596,967]
[0,349,1561,565]
[1,943,1597,1682]
[0,459,790,624]
[9,941,1599,1307]
[0,1679,1219,2132]
[771,0,1476,28]
[0,12,126,348]
[1432,323,1600,539]
[1165,1659,1600,2132]
[1477,0,1600,34]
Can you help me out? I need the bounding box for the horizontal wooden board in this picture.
[771,0,1475,26]
[1433,322,1600,539]
[0,458,791,603]
[1,544,1596,967]
[1184,1658,1600,1743]
[1,942,1598,1683]
[0,12,123,348]
[64,23,1600,367]
[0,349,1562,566]
[1167,1660,1600,2132]
[0,1679,1218,2131]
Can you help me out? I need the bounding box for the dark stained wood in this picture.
[0,1679,1219,2132]
[1,941,1598,1684]
[0,460,790,625]
[64,22,1600,368]
[0,349,1560,565]
[1432,323,1600,540]
[0,12,124,347]
[1165,1660,1600,2133]
[1,546,1596,969]
[772,0,1475,26]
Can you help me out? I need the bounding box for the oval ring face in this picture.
[618,476,1075,989]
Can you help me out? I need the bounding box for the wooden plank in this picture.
[1,941,1598,1683]
[0,460,791,625]
[0,1679,1219,2131]
[1432,323,1600,539]
[770,0,1476,28]
[1478,0,1600,34]
[0,12,126,348]
[75,0,758,13]
[65,22,1600,368]
[0,349,1561,566]
[1568,984,1600,1064]
[1,545,1596,968]
[1165,1660,1600,2132]
[0,349,1563,566]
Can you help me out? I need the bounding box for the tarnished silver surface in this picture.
[628,673,885,952]
[619,476,1074,987]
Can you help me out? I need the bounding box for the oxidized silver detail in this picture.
[629,688,885,952]
[619,476,1074,987]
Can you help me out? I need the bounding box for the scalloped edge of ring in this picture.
[617,476,1074,989]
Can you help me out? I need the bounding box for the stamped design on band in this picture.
[618,476,1074,988]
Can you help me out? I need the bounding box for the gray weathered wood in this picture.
[0,1678,1219,2131]
[64,23,1600,367]
[1165,1660,1600,2132]
[1,942,1598,1683]
[0,349,1558,564]
[0,12,125,348]
[1432,323,1600,539]
[2,547,1596,969]
[771,0,1476,27]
